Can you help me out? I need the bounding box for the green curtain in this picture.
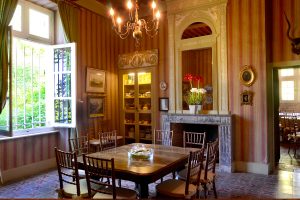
[57,0,79,43]
[0,0,18,114]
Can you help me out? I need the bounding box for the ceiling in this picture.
[27,0,58,10]
[25,0,211,39]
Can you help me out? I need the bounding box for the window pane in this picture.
[54,99,72,124]
[9,5,22,32]
[29,9,49,39]
[281,81,294,100]
[280,69,294,77]
[11,38,48,130]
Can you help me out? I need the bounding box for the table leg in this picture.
[137,182,149,198]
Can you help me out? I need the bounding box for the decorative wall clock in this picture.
[239,65,256,87]
[159,81,167,91]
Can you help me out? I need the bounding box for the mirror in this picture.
[181,22,213,111]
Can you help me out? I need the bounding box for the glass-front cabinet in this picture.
[119,68,156,144]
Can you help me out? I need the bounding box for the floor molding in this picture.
[1,158,56,184]
[235,161,270,175]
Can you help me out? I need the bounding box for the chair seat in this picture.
[156,179,197,198]
[92,187,137,199]
[62,179,89,198]
[178,167,215,183]
[78,169,86,178]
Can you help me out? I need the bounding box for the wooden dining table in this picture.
[77,143,199,198]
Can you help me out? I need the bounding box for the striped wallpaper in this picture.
[227,0,267,163]
[0,133,59,171]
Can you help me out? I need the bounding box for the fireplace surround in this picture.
[161,113,233,172]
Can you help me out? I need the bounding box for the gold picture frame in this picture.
[88,96,104,118]
[240,90,254,106]
[239,65,256,87]
[86,68,106,93]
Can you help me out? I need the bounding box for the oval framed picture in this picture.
[239,65,256,87]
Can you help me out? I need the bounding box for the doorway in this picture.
[274,67,300,171]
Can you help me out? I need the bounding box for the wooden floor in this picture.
[0,145,300,199]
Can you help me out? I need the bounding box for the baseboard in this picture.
[1,158,56,184]
[234,161,270,175]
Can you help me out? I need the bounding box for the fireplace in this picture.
[171,123,218,147]
[161,113,233,172]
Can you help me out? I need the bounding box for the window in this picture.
[9,0,54,44]
[9,5,22,32]
[280,69,294,77]
[279,68,300,102]
[281,81,294,101]
[0,1,76,135]
[29,9,50,39]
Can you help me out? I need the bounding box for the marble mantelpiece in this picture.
[161,113,233,172]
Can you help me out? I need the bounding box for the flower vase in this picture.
[196,105,202,114]
[189,105,196,114]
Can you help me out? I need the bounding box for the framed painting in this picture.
[86,68,106,93]
[240,90,254,106]
[88,96,104,118]
[159,97,169,111]
[239,65,256,87]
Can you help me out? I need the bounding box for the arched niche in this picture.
[166,0,228,114]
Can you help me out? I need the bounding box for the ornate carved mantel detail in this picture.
[161,113,233,172]
[118,49,158,69]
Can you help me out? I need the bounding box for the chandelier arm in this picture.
[114,21,135,39]
[140,19,157,32]
[139,19,158,38]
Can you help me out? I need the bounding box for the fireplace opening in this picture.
[171,123,218,147]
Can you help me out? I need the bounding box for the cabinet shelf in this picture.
[125,123,136,125]
[121,69,155,145]
[139,124,152,126]
[138,83,151,86]
[138,110,151,113]
[140,138,152,141]
[125,136,135,140]
[124,110,135,113]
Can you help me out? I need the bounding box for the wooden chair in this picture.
[200,138,219,198]
[153,129,173,146]
[69,136,89,179]
[156,148,205,199]
[177,131,206,181]
[153,129,174,180]
[183,131,206,149]
[69,135,89,156]
[83,154,137,199]
[54,147,88,198]
[99,130,117,151]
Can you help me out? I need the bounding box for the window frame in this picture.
[11,0,54,45]
[3,0,76,136]
[46,43,77,128]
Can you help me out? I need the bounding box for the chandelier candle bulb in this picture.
[117,17,122,32]
[109,8,116,26]
[152,1,156,20]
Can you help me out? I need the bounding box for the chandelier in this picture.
[109,0,160,47]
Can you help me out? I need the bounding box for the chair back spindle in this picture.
[183,131,206,149]
[153,129,173,146]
